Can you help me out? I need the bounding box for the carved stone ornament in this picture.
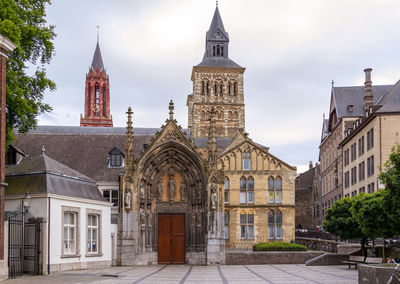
[124,187,132,210]
[169,178,175,202]
[157,182,163,201]
[210,186,217,210]
[161,130,184,143]
[180,183,186,201]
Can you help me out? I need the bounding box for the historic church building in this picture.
[6,5,296,268]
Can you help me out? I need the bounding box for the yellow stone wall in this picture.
[342,114,400,197]
[217,140,296,249]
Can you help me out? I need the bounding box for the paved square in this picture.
[3,265,358,284]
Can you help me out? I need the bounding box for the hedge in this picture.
[253,242,308,251]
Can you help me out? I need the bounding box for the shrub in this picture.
[253,242,307,251]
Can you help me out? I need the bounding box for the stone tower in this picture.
[80,38,113,127]
[187,4,245,138]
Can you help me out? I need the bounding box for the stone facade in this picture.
[341,112,400,197]
[218,134,296,249]
[187,67,245,138]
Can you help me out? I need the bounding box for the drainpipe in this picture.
[47,197,50,275]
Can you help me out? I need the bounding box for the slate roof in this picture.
[5,155,105,201]
[206,6,228,41]
[376,79,400,113]
[332,85,392,118]
[196,57,243,69]
[91,41,104,70]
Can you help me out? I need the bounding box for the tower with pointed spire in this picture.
[80,37,113,127]
[187,3,246,138]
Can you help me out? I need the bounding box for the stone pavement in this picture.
[3,264,358,284]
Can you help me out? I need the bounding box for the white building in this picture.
[5,150,115,274]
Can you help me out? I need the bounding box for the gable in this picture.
[210,28,228,41]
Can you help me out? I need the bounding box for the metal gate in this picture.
[7,204,24,279]
[7,203,41,279]
[24,220,40,275]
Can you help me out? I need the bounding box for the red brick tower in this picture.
[80,39,113,127]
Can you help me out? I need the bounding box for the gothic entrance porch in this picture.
[158,214,185,264]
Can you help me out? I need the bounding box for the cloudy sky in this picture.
[38,0,400,174]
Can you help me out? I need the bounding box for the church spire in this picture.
[91,38,104,70]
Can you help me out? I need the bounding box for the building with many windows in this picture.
[340,68,400,197]
[7,4,296,267]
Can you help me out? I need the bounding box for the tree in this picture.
[379,143,400,235]
[0,0,56,144]
[323,197,368,256]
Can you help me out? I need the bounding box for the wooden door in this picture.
[158,214,185,264]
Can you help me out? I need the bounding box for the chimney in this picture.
[364,68,373,112]
[309,161,313,170]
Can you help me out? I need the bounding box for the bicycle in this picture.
[386,259,400,284]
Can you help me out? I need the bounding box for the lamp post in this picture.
[4,192,31,220]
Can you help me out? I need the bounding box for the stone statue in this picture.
[169,178,175,201]
[124,187,132,210]
[180,183,186,201]
[139,207,146,231]
[140,184,145,199]
[157,182,163,201]
[211,186,217,210]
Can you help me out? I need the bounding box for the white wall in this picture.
[49,196,111,266]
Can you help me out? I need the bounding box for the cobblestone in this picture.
[3,264,358,284]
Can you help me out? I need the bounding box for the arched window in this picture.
[233,82,237,95]
[240,176,246,204]
[206,81,210,94]
[214,83,217,94]
[247,176,254,203]
[242,151,251,171]
[228,83,232,95]
[201,81,205,95]
[276,177,282,203]
[224,177,229,203]
[219,83,223,95]
[216,45,220,56]
[276,211,282,239]
[224,211,229,239]
[221,46,224,56]
[233,111,238,120]
[268,211,275,239]
[240,212,254,239]
[213,46,216,56]
[268,176,274,203]
[229,111,233,119]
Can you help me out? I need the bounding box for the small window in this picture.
[268,177,274,190]
[224,212,229,239]
[242,152,251,171]
[268,211,275,239]
[276,177,282,190]
[64,212,77,254]
[109,147,124,168]
[276,211,282,239]
[87,214,99,253]
[224,177,229,203]
[103,189,119,206]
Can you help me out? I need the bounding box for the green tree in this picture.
[0,0,56,143]
[379,143,400,235]
[323,197,368,256]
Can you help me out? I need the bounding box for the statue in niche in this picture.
[124,186,132,210]
[180,182,186,201]
[157,182,163,201]
[169,178,175,202]
[139,206,146,231]
[140,184,145,200]
[210,184,217,210]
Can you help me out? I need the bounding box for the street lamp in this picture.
[23,192,31,213]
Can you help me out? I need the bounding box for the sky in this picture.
[37,0,400,174]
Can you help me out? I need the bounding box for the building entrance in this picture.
[158,214,185,264]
